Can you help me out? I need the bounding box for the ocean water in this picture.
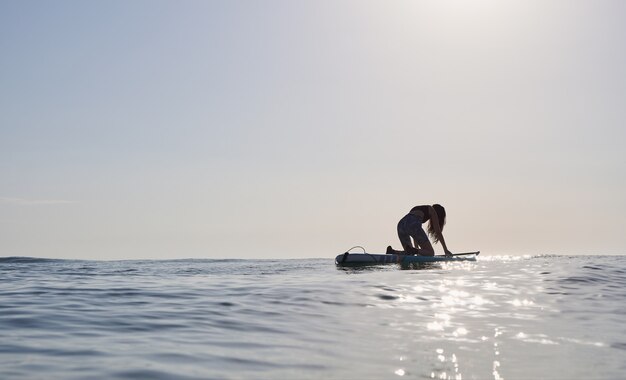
[1,255,625,380]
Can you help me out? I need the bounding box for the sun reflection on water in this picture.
[492,360,502,380]
[428,348,465,380]
[369,255,617,380]
[453,327,468,337]
[509,298,534,307]
[371,259,543,380]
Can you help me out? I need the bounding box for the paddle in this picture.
[386,246,480,257]
[442,251,480,257]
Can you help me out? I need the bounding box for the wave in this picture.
[0,257,316,264]
[0,256,67,264]
[0,257,250,263]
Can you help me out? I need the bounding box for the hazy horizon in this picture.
[2,0,625,260]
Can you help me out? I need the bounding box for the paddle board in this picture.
[335,251,479,266]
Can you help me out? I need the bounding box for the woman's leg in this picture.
[398,230,414,251]
[410,222,434,256]
[397,218,414,252]
[415,238,435,256]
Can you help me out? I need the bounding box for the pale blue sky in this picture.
[1,0,625,259]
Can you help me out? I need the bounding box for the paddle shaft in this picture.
[446,251,480,256]
[386,248,479,257]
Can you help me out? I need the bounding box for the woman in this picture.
[387,204,452,256]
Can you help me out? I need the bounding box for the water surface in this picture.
[1,255,625,379]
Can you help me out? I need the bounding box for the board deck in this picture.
[335,252,479,266]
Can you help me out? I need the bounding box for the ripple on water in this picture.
[1,256,625,380]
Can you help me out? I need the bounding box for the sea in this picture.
[1,255,625,380]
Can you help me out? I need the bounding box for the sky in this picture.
[1,0,625,260]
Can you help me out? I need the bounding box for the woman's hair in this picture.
[427,204,446,243]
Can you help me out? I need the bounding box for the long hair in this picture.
[427,204,446,244]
